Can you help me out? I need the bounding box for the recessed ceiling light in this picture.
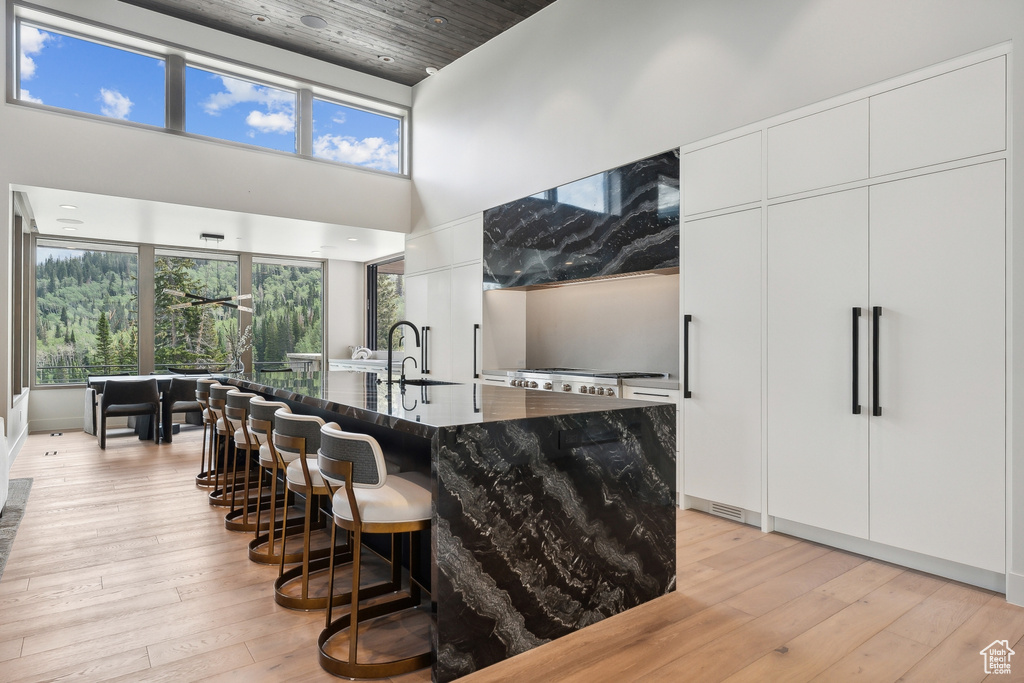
[425,66,439,75]
[429,16,448,26]
[63,226,78,231]
[347,237,358,242]
[300,15,328,29]
[251,14,269,24]
[59,204,77,210]
[377,55,395,63]
[564,261,573,265]
[311,250,322,255]
[57,218,83,225]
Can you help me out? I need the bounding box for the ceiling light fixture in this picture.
[59,204,77,210]
[429,16,448,26]
[347,237,358,242]
[251,14,269,24]
[63,226,78,231]
[377,55,395,63]
[425,66,439,75]
[300,15,328,29]
[200,232,224,243]
[57,218,83,225]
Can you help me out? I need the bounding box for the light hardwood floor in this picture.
[2,429,1023,682]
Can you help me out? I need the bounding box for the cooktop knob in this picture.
[543,382,553,390]
[597,387,605,395]
[563,384,572,392]
[606,388,615,397]
[578,386,587,393]
[529,381,539,388]
[588,386,596,394]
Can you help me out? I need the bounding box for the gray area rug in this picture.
[0,478,33,582]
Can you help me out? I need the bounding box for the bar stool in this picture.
[317,424,433,679]
[194,379,218,488]
[247,398,304,565]
[207,384,237,507]
[273,412,350,610]
[223,390,263,532]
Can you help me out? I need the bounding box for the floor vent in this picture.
[50,432,63,437]
[44,451,58,456]
[709,502,744,523]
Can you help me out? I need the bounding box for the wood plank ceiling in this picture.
[116,0,559,86]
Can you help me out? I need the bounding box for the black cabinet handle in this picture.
[852,307,862,415]
[872,306,881,416]
[473,323,481,379]
[421,326,430,375]
[683,314,692,399]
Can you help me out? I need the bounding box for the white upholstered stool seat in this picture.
[330,472,431,525]
[287,458,343,494]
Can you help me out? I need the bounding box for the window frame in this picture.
[14,16,169,130]
[32,237,141,387]
[251,256,325,372]
[10,4,411,177]
[366,255,405,351]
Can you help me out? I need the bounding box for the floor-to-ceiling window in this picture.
[366,256,404,350]
[251,258,323,371]
[34,240,138,384]
[153,250,239,372]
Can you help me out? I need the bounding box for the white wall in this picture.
[525,275,679,375]
[409,0,1024,601]
[327,258,368,359]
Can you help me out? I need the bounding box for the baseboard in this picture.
[29,417,128,433]
[1006,571,1024,606]
[774,517,1006,593]
[8,421,29,467]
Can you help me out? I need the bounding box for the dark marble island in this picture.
[227,371,676,682]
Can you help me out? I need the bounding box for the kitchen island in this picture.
[227,371,676,682]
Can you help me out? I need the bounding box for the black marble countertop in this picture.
[227,370,664,439]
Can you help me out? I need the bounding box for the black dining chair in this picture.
[98,378,161,449]
[160,377,201,444]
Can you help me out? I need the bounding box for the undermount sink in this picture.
[400,378,458,386]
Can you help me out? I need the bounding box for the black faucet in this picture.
[387,320,421,387]
[401,356,418,384]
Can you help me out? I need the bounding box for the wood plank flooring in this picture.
[2,429,1023,682]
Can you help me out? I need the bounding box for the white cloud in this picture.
[201,75,293,115]
[19,88,43,104]
[99,88,133,119]
[246,110,294,134]
[332,113,347,125]
[313,134,399,172]
[20,25,52,80]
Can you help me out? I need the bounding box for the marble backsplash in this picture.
[483,150,680,289]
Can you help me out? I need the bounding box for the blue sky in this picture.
[20,23,402,172]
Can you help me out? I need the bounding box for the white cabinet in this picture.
[869,56,1005,177]
[868,161,1005,572]
[405,227,453,275]
[767,188,870,539]
[682,208,762,513]
[767,100,868,198]
[682,132,761,216]
[450,262,483,383]
[452,215,484,266]
[767,162,1005,573]
[404,270,451,380]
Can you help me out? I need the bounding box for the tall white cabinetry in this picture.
[680,131,763,518]
[684,48,1008,587]
[404,215,484,384]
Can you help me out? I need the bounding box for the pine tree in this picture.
[96,312,114,371]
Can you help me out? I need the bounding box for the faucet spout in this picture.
[401,356,418,384]
[387,320,421,387]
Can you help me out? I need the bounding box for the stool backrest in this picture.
[248,398,289,438]
[196,378,217,401]
[226,390,256,412]
[101,378,159,409]
[208,384,230,406]
[318,423,388,489]
[273,411,325,458]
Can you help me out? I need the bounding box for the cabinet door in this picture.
[682,208,761,512]
[870,57,1005,177]
[683,132,761,216]
[404,270,452,379]
[869,161,1005,572]
[767,188,869,538]
[450,262,483,383]
[405,228,453,275]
